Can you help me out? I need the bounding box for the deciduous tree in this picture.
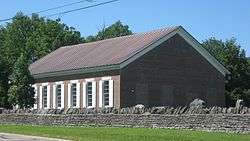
[86,20,132,42]
[202,38,250,106]
[7,53,35,109]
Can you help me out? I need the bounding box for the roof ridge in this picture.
[62,26,180,48]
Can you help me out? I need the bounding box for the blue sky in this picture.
[0,0,249,56]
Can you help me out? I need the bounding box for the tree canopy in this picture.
[0,13,85,108]
[202,38,250,106]
[86,20,132,42]
[2,12,84,67]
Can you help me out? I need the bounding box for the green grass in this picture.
[0,124,249,141]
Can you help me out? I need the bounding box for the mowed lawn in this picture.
[0,124,249,141]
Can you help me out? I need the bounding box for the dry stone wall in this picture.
[0,106,249,133]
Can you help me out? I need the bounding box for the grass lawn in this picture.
[0,124,249,141]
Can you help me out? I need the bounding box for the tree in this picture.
[0,54,10,108]
[86,20,132,42]
[7,53,35,109]
[2,12,84,69]
[202,38,250,106]
[25,15,85,61]
[0,13,84,108]
[0,26,10,108]
[85,35,97,42]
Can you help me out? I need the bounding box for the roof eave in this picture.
[32,64,120,79]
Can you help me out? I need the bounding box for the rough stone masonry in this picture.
[0,106,249,133]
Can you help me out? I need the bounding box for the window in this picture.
[103,80,109,106]
[56,85,62,108]
[68,81,79,108]
[99,78,113,108]
[87,82,93,107]
[43,86,47,108]
[71,83,77,107]
[53,82,64,109]
[32,85,38,109]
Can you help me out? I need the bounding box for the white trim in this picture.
[92,81,96,108]
[68,83,71,108]
[107,80,114,108]
[68,80,80,108]
[41,82,49,86]
[39,86,42,109]
[70,80,79,83]
[61,83,65,109]
[76,82,80,108]
[53,85,57,109]
[32,84,38,109]
[85,78,95,82]
[120,26,229,76]
[99,80,103,108]
[53,82,64,109]
[47,85,50,109]
[40,83,50,109]
[82,82,86,108]
[87,81,96,108]
[101,76,112,81]
[55,81,64,85]
[85,79,96,109]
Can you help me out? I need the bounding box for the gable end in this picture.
[120,26,230,76]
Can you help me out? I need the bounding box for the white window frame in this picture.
[40,83,50,109]
[53,81,64,109]
[32,84,38,109]
[68,80,80,108]
[99,77,113,108]
[85,78,96,108]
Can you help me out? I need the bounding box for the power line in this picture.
[35,0,93,14]
[0,0,93,22]
[45,0,119,18]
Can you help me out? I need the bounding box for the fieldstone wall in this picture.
[0,106,249,133]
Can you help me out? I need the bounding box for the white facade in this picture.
[35,77,114,109]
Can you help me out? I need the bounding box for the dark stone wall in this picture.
[121,34,225,107]
[0,114,249,133]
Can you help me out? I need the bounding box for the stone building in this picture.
[29,26,230,109]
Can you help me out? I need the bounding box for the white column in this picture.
[32,85,38,109]
[39,86,43,109]
[92,81,96,108]
[76,82,80,108]
[109,80,114,107]
[53,85,57,109]
[61,83,65,109]
[47,85,50,109]
[82,82,86,108]
[99,81,103,108]
[68,83,71,108]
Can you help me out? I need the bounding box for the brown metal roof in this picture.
[29,26,179,75]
